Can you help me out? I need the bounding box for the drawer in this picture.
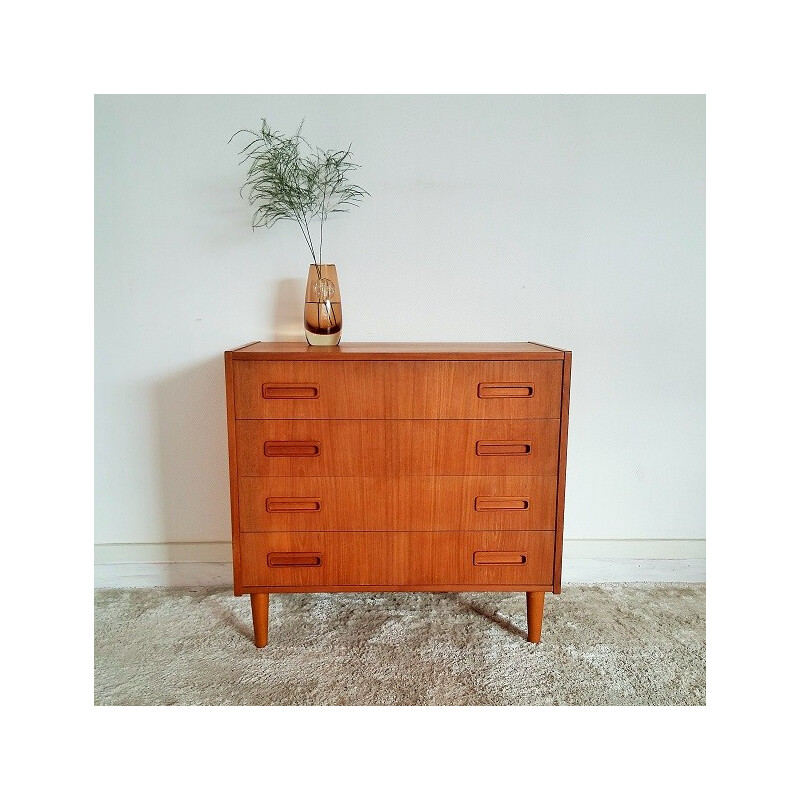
[239,531,556,588]
[233,360,562,419]
[238,476,557,531]
[236,419,561,477]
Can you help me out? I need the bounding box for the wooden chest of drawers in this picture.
[224,342,571,646]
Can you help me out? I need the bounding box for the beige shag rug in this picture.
[94,584,705,706]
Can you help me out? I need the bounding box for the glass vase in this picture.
[304,264,342,346]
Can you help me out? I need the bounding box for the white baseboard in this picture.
[562,558,705,583]
[94,562,233,589]
[94,540,706,588]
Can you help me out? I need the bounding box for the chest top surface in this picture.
[228,342,568,361]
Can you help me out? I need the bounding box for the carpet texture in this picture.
[94,584,705,706]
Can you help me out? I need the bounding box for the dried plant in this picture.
[230,119,368,273]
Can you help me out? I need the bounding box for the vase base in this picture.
[305,330,342,346]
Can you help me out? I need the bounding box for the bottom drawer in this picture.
[239,531,555,588]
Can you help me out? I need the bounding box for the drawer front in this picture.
[239,531,556,587]
[238,476,557,531]
[236,419,560,477]
[233,360,562,420]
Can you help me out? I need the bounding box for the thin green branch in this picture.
[230,119,369,266]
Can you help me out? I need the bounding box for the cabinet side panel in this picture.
[225,351,243,595]
[553,351,571,594]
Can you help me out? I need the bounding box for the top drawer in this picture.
[233,360,563,420]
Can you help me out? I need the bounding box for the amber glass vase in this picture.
[304,264,342,345]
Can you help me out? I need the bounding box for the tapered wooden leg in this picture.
[526,592,544,643]
[250,592,269,647]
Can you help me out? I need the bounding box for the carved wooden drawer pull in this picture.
[262,383,320,399]
[474,496,530,511]
[475,440,532,456]
[266,497,322,512]
[478,382,534,398]
[264,441,321,457]
[267,552,322,567]
[473,551,528,566]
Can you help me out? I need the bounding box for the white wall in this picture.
[95,94,705,585]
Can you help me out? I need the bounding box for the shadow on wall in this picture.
[152,276,306,586]
[272,277,306,342]
[154,357,231,555]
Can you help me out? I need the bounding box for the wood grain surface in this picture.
[239,531,556,587]
[233,360,563,419]
[225,342,570,645]
[235,419,560,477]
[238,475,558,532]
[230,341,565,359]
[553,351,572,594]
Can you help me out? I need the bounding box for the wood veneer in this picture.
[240,531,556,587]
[233,360,563,419]
[232,342,563,358]
[236,419,560,477]
[225,342,571,647]
[238,475,557,532]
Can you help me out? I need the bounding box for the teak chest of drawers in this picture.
[224,342,571,646]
